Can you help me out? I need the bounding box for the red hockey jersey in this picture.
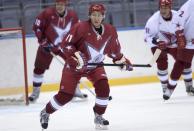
[33,7,78,46]
[61,20,123,69]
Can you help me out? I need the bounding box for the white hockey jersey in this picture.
[177,0,194,49]
[144,10,179,48]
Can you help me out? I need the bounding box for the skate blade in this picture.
[95,124,108,130]
[74,94,88,98]
[28,99,37,104]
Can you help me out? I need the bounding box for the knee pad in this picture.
[94,79,110,98]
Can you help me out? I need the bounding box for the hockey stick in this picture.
[79,81,96,96]
[88,63,151,67]
[50,52,65,65]
[80,81,112,101]
[88,48,162,67]
[51,48,161,68]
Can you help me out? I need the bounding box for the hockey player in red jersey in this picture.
[29,0,87,103]
[40,3,133,130]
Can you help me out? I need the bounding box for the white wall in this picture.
[1,29,193,88]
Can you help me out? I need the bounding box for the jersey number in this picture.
[179,11,184,17]
[35,19,41,26]
[66,34,73,43]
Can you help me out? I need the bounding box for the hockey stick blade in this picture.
[147,48,161,66]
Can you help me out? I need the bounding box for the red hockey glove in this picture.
[40,39,61,55]
[152,37,168,50]
[176,29,186,49]
[114,56,133,71]
[157,41,167,50]
[39,39,51,53]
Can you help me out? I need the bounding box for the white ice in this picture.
[0,81,194,131]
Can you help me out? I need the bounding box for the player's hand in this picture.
[40,39,61,54]
[114,56,133,71]
[42,44,53,53]
[157,41,167,50]
[74,51,87,71]
[176,29,186,49]
[66,51,87,71]
[39,39,52,53]
[50,45,62,55]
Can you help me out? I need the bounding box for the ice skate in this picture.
[94,113,109,130]
[28,87,40,103]
[184,81,194,96]
[40,108,50,130]
[74,86,88,99]
[186,86,194,96]
[163,88,174,100]
[162,84,167,94]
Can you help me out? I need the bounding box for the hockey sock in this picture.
[93,79,110,115]
[46,91,74,114]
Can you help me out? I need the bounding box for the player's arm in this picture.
[177,0,190,28]
[60,24,87,70]
[175,1,190,49]
[107,27,133,71]
[32,10,58,53]
[144,14,167,50]
[32,11,47,44]
[144,15,160,48]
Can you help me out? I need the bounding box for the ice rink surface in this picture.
[0,81,194,131]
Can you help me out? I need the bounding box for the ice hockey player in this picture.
[39,3,133,130]
[163,0,194,100]
[144,0,193,98]
[29,0,87,103]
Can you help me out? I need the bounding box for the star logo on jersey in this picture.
[86,36,111,64]
[65,45,73,51]
[53,21,72,46]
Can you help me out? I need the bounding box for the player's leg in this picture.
[40,68,80,129]
[152,47,168,94]
[164,60,184,100]
[182,63,194,95]
[164,49,194,100]
[87,67,110,130]
[29,46,53,102]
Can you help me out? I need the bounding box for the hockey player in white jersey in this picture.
[163,0,194,100]
[144,0,193,97]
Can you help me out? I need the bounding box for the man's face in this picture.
[160,5,171,19]
[56,1,67,14]
[90,11,104,28]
